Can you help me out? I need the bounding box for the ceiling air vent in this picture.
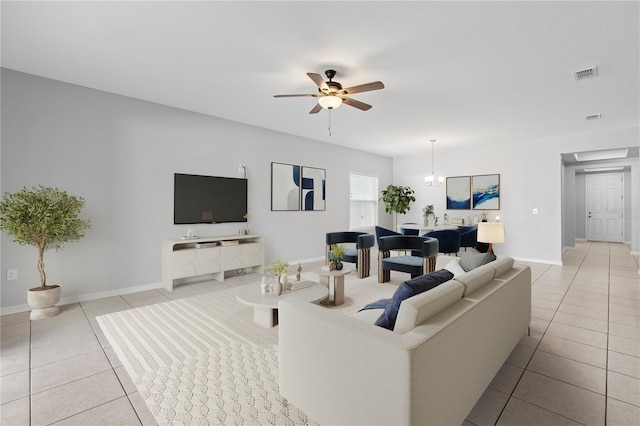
[585,114,601,120]
[574,67,598,81]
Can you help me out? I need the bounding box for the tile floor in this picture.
[1,241,638,425]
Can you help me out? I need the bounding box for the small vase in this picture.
[272,279,283,295]
[423,218,429,226]
[336,261,343,271]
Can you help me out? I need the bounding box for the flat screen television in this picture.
[174,173,247,224]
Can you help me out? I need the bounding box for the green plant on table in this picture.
[330,244,345,261]
[267,258,289,277]
[422,204,434,219]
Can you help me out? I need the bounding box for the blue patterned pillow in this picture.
[373,269,454,330]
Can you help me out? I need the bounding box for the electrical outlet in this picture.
[7,269,18,281]
[533,208,538,215]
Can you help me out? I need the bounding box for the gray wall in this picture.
[1,69,394,310]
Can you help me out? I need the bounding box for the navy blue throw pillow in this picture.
[374,269,454,330]
[359,298,392,311]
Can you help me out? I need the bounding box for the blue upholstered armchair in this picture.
[458,226,478,252]
[399,223,420,236]
[326,232,375,278]
[377,235,439,283]
[374,225,400,247]
[423,229,462,256]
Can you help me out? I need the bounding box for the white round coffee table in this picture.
[236,280,328,328]
[313,266,352,306]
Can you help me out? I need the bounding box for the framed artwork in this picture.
[271,162,300,211]
[472,174,500,210]
[446,176,471,209]
[301,166,326,211]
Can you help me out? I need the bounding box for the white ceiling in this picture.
[2,1,638,158]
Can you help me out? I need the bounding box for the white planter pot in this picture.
[27,286,61,320]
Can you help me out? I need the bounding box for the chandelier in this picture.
[424,139,444,186]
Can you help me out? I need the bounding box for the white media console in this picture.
[161,234,264,291]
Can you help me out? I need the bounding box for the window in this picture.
[350,173,378,229]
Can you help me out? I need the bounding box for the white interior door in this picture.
[586,173,623,242]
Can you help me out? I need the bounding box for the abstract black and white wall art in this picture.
[271,162,300,211]
[301,166,326,211]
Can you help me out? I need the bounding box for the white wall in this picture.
[1,69,393,309]
[394,127,640,264]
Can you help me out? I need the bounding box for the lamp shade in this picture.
[477,222,505,244]
[318,95,342,109]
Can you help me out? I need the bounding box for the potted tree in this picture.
[380,185,416,229]
[0,186,91,320]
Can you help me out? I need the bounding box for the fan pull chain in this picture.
[328,109,332,136]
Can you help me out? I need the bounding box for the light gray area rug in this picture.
[97,272,398,425]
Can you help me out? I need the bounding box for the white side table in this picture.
[236,280,328,328]
[313,266,352,306]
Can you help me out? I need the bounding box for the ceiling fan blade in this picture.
[342,96,372,111]
[340,81,384,95]
[307,73,330,92]
[309,103,323,114]
[274,94,319,98]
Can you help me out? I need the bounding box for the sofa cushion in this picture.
[393,280,465,334]
[459,250,496,272]
[443,258,466,277]
[454,265,496,297]
[372,269,454,330]
[489,257,514,277]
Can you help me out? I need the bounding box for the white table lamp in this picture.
[477,222,505,253]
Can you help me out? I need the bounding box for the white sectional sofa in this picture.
[278,256,531,426]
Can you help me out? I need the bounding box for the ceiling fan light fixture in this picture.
[318,95,342,109]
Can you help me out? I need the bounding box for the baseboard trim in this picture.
[513,256,563,266]
[0,281,162,315]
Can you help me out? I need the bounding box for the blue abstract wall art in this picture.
[446,176,471,210]
[472,174,500,210]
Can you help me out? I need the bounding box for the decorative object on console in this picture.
[477,222,505,253]
[242,213,252,235]
[446,176,471,210]
[296,263,302,281]
[424,139,444,186]
[451,217,465,225]
[0,185,91,320]
[271,162,301,211]
[301,166,326,211]
[472,174,500,210]
[422,204,434,226]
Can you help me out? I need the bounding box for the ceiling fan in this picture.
[274,70,384,114]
